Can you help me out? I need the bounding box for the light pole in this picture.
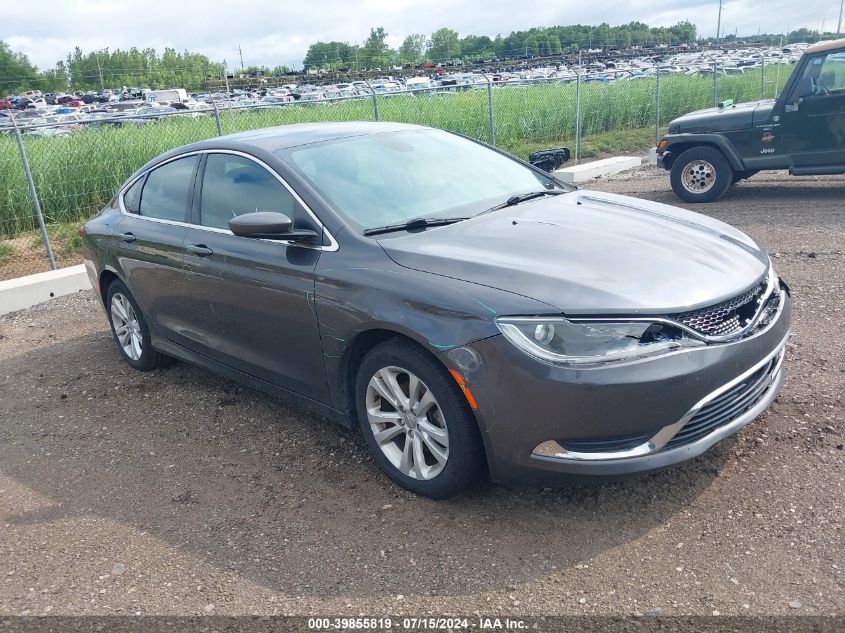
[716,0,725,43]
[838,0,843,36]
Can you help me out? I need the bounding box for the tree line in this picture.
[303,22,700,70]
[1,44,223,93]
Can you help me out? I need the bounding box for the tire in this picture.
[670,146,734,203]
[355,339,484,498]
[105,279,170,371]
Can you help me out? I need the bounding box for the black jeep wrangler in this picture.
[657,38,845,202]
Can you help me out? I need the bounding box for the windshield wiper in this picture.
[478,189,566,216]
[363,217,468,236]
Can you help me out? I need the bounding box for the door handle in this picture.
[116,232,136,243]
[186,244,214,257]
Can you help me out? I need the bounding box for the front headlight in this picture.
[495,317,704,366]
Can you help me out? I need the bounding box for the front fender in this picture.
[314,245,556,413]
[658,133,746,171]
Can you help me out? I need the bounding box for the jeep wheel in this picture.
[670,146,733,203]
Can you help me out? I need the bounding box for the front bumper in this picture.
[444,289,791,484]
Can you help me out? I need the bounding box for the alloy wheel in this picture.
[681,159,717,194]
[110,292,142,361]
[366,366,450,480]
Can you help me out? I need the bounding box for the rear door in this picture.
[179,151,329,402]
[112,154,197,343]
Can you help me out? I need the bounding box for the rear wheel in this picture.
[355,339,484,498]
[106,280,170,371]
[670,146,733,203]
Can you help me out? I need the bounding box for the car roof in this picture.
[805,38,845,54]
[184,121,429,153]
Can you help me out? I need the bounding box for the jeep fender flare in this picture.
[661,134,746,171]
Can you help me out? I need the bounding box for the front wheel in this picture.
[670,146,734,203]
[355,339,484,498]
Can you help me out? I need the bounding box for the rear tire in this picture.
[355,339,484,498]
[105,280,170,371]
[670,146,733,203]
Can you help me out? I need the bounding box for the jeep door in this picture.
[781,49,845,168]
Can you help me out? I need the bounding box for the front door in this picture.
[179,152,328,402]
[781,49,845,168]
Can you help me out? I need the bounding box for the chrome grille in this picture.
[560,431,653,454]
[671,283,766,337]
[663,351,782,450]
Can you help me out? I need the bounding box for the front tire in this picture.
[106,280,169,371]
[355,339,484,498]
[670,146,733,203]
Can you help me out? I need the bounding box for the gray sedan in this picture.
[81,122,791,498]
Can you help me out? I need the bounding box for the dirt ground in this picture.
[0,166,842,619]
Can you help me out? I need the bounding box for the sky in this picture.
[4,0,843,71]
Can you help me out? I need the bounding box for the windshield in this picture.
[278,129,567,231]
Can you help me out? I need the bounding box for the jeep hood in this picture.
[669,99,775,133]
[379,191,770,316]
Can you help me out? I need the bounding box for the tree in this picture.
[399,34,427,64]
[361,27,391,69]
[428,28,460,63]
[0,41,40,93]
[303,41,357,70]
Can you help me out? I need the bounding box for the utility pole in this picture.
[96,54,105,90]
[838,0,844,36]
[716,0,724,43]
[238,45,244,71]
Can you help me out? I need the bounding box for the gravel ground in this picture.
[0,166,842,619]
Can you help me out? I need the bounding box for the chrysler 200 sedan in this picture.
[81,122,791,498]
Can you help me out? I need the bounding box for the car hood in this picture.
[669,99,775,133]
[379,191,770,315]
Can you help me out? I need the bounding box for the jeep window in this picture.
[796,52,845,98]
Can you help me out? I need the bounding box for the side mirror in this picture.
[528,148,571,172]
[228,211,319,242]
[793,77,814,101]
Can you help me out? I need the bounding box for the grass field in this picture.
[0,66,787,238]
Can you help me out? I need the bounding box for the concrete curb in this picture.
[0,264,90,316]
[554,156,643,184]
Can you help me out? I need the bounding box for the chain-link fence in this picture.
[0,58,788,281]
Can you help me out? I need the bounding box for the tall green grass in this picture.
[0,67,783,237]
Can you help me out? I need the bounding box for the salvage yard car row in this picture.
[1,43,807,136]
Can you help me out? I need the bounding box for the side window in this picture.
[122,177,143,214]
[797,52,845,98]
[200,154,298,230]
[138,155,198,222]
[820,52,845,93]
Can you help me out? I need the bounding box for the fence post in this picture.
[210,97,223,136]
[655,65,661,147]
[713,61,718,107]
[575,57,582,165]
[761,55,765,100]
[365,80,380,121]
[11,116,56,271]
[482,73,495,146]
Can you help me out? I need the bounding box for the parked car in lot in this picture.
[657,37,845,202]
[82,122,791,498]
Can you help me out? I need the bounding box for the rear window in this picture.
[138,155,198,222]
[122,177,143,214]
